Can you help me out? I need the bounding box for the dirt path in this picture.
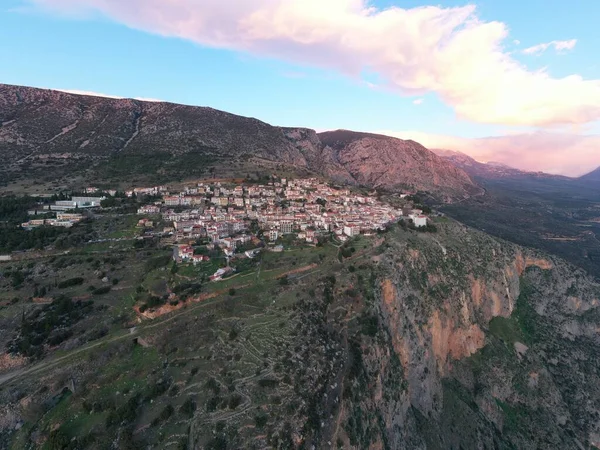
[0,293,226,388]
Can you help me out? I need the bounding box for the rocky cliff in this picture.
[0,84,480,200]
[330,222,600,449]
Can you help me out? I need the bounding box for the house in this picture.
[164,196,181,206]
[191,254,209,265]
[343,224,360,237]
[173,244,194,262]
[413,215,428,228]
[280,220,293,234]
[138,205,160,214]
[268,229,279,241]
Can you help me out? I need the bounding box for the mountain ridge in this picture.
[0,83,481,200]
[579,166,600,182]
[432,148,571,181]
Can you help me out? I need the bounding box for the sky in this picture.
[1,0,599,176]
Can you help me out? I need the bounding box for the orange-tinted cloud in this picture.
[28,0,600,127]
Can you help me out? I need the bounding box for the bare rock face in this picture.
[319,130,483,200]
[0,84,481,200]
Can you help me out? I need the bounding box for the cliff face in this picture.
[332,222,600,449]
[0,84,481,200]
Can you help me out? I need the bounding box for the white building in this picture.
[412,215,428,228]
[343,224,361,237]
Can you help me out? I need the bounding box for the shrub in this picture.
[57,277,84,289]
[159,404,174,421]
[257,378,279,388]
[92,286,111,295]
[180,397,197,417]
[254,413,268,428]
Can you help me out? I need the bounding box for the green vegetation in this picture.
[8,296,93,358]
[57,277,84,289]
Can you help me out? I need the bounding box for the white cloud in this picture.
[27,1,600,127]
[413,98,424,105]
[513,39,520,45]
[522,39,577,55]
[377,129,600,177]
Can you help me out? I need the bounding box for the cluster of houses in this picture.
[131,177,430,245]
[21,212,84,229]
[18,179,430,279]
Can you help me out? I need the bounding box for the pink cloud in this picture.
[26,0,600,127]
[379,130,600,177]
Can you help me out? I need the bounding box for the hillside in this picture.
[0,84,480,200]
[1,218,599,449]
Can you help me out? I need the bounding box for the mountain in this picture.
[579,166,600,183]
[432,148,569,181]
[0,84,480,200]
[318,130,483,199]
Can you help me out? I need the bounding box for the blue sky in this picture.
[1,0,599,175]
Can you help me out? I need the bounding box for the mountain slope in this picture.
[0,84,480,199]
[319,130,483,199]
[579,166,600,183]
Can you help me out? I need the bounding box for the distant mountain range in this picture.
[0,84,481,200]
[432,148,572,181]
[579,166,600,183]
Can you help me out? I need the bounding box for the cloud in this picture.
[55,88,162,102]
[513,39,520,45]
[413,98,424,105]
[378,129,600,177]
[27,0,600,127]
[522,39,577,55]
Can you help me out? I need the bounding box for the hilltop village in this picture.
[19,177,431,277]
